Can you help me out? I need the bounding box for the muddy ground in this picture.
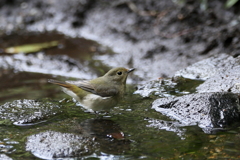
[1,0,240,81]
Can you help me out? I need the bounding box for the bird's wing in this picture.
[69,80,119,97]
[68,80,97,94]
[94,85,119,97]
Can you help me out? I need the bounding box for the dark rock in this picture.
[23,16,36,25]
[152,92,240,133]
[199,39,218,55]
[71,0,97,28]
[142,45,168,59]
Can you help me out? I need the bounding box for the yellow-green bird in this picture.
[48,67,135,112]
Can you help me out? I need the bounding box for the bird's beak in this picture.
[127,68,135,73]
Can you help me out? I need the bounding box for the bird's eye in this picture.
[117,71,122,75]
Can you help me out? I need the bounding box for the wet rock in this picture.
[134,80,166,98]
[174,54,237,80]
[197,67,240,93]
[146,119,186,138]
[196,60,240,93]
[152,92,240,133]
[0,154,12,160]
[0,99,62,125]
[0,138,19,156]
[136,53,240,134]
[174,54,240,93]
[134,78,202,98]
[25,131,97,159]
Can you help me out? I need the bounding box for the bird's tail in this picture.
[48,79,71,88]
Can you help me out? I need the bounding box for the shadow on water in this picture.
[0,70,63,105]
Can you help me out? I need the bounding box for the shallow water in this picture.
[0,32,240,160]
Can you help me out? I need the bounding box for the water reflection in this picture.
[26,118,130,159]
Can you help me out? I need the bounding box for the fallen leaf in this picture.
[4,41,59,54]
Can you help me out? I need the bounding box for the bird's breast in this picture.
[81,93,119,111]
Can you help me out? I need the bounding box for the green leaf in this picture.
[200,0,208,11]
[226,0,239,8]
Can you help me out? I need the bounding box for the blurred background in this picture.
[1,0,240,81]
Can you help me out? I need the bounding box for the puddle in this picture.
[0,32,117,77]
[0,31,240,159]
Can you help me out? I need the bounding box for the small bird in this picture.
[48,67,135,112]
